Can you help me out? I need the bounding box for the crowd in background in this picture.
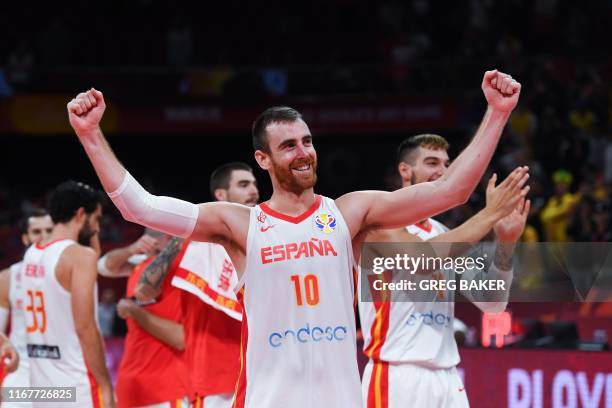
[0,0,610,242]
[0,0,611,344]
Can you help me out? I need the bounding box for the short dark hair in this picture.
[252,106,303,152]
[209,162,253,197]
[48,180,104,224]
[20,208,49,235]
[397,134,450,165]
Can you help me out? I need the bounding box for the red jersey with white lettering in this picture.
[172,241,242,321]
[21,239,103,407]
[233,195,362,408]
[116,255,190,408]
[170,241,242,399]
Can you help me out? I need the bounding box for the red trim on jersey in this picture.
[85,361,103,408]
[364,272,391,408]
[413,219,432,233]
[363,300,391,359]
[34,239,65,250]
[352,266,358,310]
[367,360,389,408]
[174,267,243,315]
[232,293,248,408]
[259,195,322,224]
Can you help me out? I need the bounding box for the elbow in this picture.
[456,188,472,205]
[436,175,472,208]
[96,256,114,277]
[445,184,472,207]
[173,340,185,352]
[172,331,186,351]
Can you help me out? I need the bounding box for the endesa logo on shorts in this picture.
[406,311,452,328]
[269,323,348,348]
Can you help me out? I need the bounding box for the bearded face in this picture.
[77,216,97,246]
[77,205,102,247]
[269,153,318,194]
[259,119,319,195]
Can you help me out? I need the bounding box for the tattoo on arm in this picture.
[138,237,185,291]
[493,242,515,271]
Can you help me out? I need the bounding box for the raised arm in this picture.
[134,237,185,301]
[67,89,249,246]
[338,70,521,237]
[97,233,160,278]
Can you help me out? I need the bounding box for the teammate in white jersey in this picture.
[0,208,53,398]
[359,134,529,407]
[21,181,115,408]
[67,69,521,407]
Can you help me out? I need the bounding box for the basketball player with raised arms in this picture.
[0,209,53,400]
[68,70,520,407]
[21,181,114,407]
[359,134,529,407]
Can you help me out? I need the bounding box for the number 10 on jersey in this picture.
[290,274,320,306]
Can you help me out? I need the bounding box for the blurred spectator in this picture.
[166,15,193,66]
[540,170,581,241]
[574,200,612,242]
[7,40,33,87]
[38,18,71,65]
[569,101,597,134]
[261,68,288,96]
[509,104,537,142]
[99,288,118,337]
[0,69,13,97]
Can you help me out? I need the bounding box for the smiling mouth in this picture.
[292,164,311,172]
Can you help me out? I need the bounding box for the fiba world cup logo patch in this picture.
[314,213,337,234]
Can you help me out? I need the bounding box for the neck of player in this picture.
[266,188,317,216]
[47,223,80,244]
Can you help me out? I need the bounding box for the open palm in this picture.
[494,198,531,243]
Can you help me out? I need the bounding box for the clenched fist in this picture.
[482,70,521,113]
[67,88,106,136]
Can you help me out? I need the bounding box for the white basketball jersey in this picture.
[21,240,100,407]
[1,261,31,399]
[359,218,461,368]
[233,195,362,408]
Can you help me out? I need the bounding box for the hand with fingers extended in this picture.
[483,166,530,222]
[482,70,522,113]
[494,198,531,243]
[67,88,106,136]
